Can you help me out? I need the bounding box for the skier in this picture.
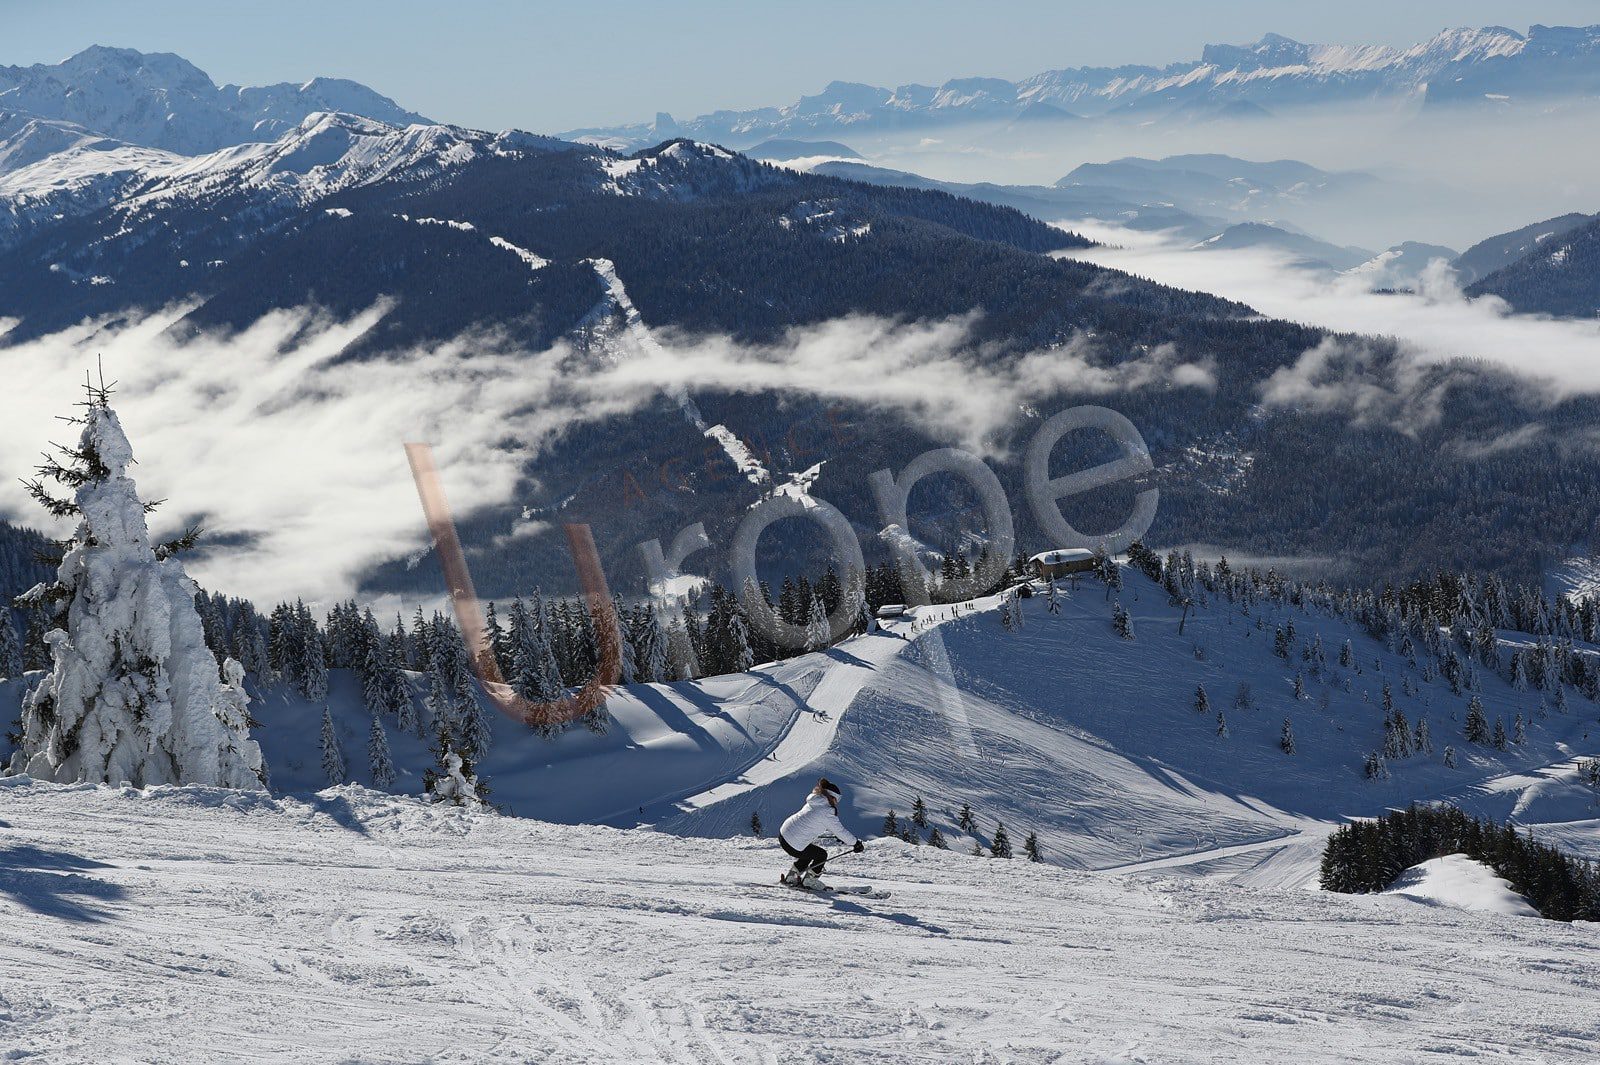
[778,777,863,888]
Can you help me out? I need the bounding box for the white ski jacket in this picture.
[779,793,858,849]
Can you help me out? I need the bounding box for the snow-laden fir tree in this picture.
[1443,744,1458,769]
[991,821,1012,858]
[368,712,395,788]
[957,802,976,834]
[8,386,264,788]
[1513,712,1527,746]
[1279,717,1296,755]
[1111,602,1133,640]
[1414,716,1432,754]
[1215,709,1228,737]
[1045,580,1061,614]
[803,594,829,654]
[0,612,22,679]
[1023,831,1042,862]
[749,810,762,836]
[1193,684,1209,715]
[927,826,948,849]
[1492,717,1508,750]
[911,795,928,828]
[1464,695,1491,744]
[320,707,347,787]
[424,722,486,807]
[1363,751,1389,780]
[882,809,900,836]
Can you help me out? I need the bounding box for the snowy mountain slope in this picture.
[1466,214,1600,318]
[5,777,1600,1064]
[653,572,1600,874]
[44,566,1596,892]
[566,24,1600,146]
[1453,210,1597,284]
[0,46,430,154]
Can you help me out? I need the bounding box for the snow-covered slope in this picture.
[66,566,1595,895]
[0,46,429,154]
[4,777,1599,1064]
[1385,853,1540,917]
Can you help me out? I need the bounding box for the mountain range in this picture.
[565,24,1600,148]
[2,47,1599,602]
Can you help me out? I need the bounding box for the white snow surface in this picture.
[4,777,1600,1063]
[1384,853,1541,917]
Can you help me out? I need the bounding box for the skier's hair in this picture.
[815,778,841,798]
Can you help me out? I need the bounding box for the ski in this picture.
[771,877,890,900]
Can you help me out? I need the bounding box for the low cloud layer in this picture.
[0,304,1209,608]
[1058,226,1600,400]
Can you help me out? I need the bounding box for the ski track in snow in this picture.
[586,257,769,485]
[3,779,1600,1064]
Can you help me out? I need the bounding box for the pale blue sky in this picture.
[3,1,1597,132]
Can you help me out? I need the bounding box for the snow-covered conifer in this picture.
[882,809,900,837]
[1023,831,1041,862]
[1215,709,1228,737]
[368,713,395,788]
[958,803,976,834]
[0,613,22,679]
[1464,696,1491,744]
[1193,684,1209,715]
[1443,745,1458,769]
[1492,717,1508,750]
[928,826,948,849]
[991,821,1012,858]
[1514,712,1527,746]
[1045,581,1061,614]
[1112,602,1134,640]
[1414,716,1432,754]
[1280,718,1296,755]
[750,810,762,836]
[8,390,264,788]
[804,594,829,653]
[424,724,485,807]
[320,707,347,787]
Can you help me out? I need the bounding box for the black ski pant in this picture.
[780,835,828,875]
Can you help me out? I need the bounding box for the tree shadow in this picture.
[0,844,127,923]
[307,792,373,836]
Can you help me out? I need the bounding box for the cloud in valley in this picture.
[0,305,1210,608]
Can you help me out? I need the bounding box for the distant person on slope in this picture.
[779,778,862,888]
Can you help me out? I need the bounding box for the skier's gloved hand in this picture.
[853,840,865,853]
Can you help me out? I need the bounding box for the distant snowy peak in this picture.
[566,23,1600,146]
[0,45,431,154]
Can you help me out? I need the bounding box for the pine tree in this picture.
[957,803,976,834]
[1464,695,1491,744]
[1293,671,1307,701]
[1023,831,1041,862]
[882,809,900,837]
[1194,684,1209,715]
[911,795,928,828]
[424,722,486,807]
[0,613,22,679]
[1280,717,1296,754]
[750,810,763,837]
[804,594,829,653]
[320,707,347,787]
[1493,717,1508,750]
[1045,580,1061,614]
[368,713,395,788]
[1444,745,1458,769]
[1414,716,1432,754]
[1513,712,1527,746]
[1363,751,1389,780]
[1215,709,1229,737]
[928,826,948,849]
[9,385,263,788]
[991,821,1013,858]
[1339,640,1354,668]
[1112,602,1134,640]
